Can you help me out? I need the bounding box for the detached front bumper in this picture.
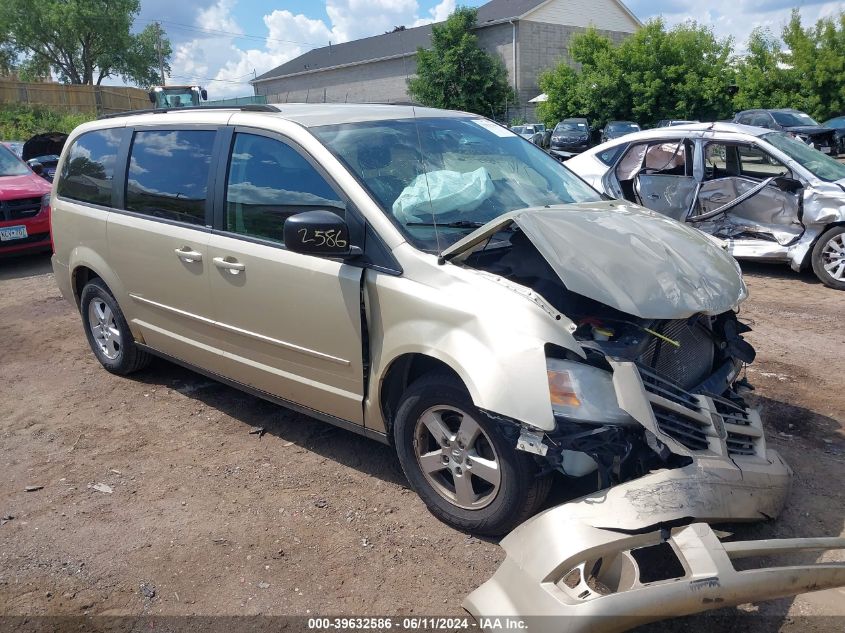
[464,521,845,633]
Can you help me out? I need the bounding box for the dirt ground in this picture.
[1,253,843,631]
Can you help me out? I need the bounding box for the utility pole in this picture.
[155,22,165,85]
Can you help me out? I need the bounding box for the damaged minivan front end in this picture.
[442,202,791,528]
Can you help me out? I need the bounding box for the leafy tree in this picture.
[733,28,797,112]
[781,10,845,120]
[538,19,736,128]
[0,0,171,87]
[408,7,515,117]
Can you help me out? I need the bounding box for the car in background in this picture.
[0,143,52,256]
[548,118,591,158]
[510,124,544,146]
[566,122,845,289]
[734,109,836,155]
[822,115,845,155]
[656,119,699,127]
[600,121,640,143]
[22,132,68,182]
[2,141,25,158]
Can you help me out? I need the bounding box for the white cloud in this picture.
[167,0,459,99]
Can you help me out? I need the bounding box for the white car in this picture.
[567,122,845,289]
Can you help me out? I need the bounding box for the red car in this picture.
[0,143,52,256]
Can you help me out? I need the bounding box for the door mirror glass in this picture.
[284,210,355,257]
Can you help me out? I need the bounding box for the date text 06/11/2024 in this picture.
[306,617,528,630]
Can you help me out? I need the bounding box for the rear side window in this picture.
[225,133,343,244]
[57,128,122,206]
[125,130,216,225]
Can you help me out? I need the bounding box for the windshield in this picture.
[771,111,818,127]
[607,123,639,134]
[0,144,30,177]
[764,132,845,182]
[313,116,602,252]
[555,122,587,133]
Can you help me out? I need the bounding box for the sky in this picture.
[134,0,845,98]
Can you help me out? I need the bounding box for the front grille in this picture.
[638,364,699,411]
[1,196,42,221]
[638,319,714,389]
[636,366,761,457]
[653,406,710,451]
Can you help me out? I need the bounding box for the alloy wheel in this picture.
[821,233,845,281]
[88,299,122,360]
[413,405,502,510]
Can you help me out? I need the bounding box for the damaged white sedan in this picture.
[567,122,845,289]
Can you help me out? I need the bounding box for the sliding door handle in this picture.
[213,256,246,274]
[175,246,203,263]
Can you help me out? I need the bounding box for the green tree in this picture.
[408,7,515,117]
[781,10,845,120]
[538,19,735,128]
[733,28,797,112]
[0,0,171,87]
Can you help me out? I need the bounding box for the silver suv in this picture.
[51,104,790,535]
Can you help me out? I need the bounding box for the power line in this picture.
[135,18,325,47]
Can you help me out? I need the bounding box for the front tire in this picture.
[393,373,551,536]
[80,278,152,374]
[811,226,845,290]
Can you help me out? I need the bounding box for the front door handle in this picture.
[213,256,246,274]
[175,246,203,263]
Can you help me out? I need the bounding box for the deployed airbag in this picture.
[392,168,494,224]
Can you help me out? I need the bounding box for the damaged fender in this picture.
[463,520,845,633]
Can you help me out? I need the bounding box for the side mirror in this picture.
[284,210,358,258]
[200,89,208,101]
[148,91,156,104]
[27,160,43,175]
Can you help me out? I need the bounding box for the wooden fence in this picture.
[0,80,151,114]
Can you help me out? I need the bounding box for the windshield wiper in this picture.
[406,220,487,229]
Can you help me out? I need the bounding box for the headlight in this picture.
[546,359,634,425]
[40,193,51,213]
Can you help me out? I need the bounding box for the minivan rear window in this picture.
[57,128,122,206]
[125,130,216,225]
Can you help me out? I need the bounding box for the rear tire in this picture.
[811,226,845,290]
[80,278,152,374]
[393,372,551,536]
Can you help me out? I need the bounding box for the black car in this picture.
[600,121,641,143]
[549,118,591,157]
[734,109,835,155]
[822,115,845,155]
[22,132,68,182]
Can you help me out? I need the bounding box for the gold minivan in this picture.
[51,104,790,535]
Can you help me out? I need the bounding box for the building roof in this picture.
[253,0,548,83]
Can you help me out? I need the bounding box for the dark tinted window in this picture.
[125,130,215,225]
[57,128,122,205]
[225,133,343,244]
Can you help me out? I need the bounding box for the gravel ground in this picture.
[0,253,843,631]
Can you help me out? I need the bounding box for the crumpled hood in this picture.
[442,201,748,319]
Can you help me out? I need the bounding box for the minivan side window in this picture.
[224,133,343,244]
[57,128,122,206]
[125,130,216,226]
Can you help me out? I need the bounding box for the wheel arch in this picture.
[798,221,845,270]
[378,352,468,436]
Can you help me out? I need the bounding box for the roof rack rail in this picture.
[98,104,281,120]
